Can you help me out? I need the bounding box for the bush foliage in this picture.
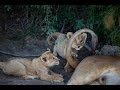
[0,5,120,46]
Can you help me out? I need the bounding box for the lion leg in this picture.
[21,75,39,80]
[67,68,98,85]
[40,74,64,82]
[2,60,27,77]
[67,75,97,85]
[64,62,74,72]
[36,70,64,82]
[2,60,39,80]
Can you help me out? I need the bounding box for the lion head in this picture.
[40,48,60,67]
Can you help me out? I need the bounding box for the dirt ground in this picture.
[0,39,92,85]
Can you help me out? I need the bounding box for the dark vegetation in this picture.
[0,5,120,46]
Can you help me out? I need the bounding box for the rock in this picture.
[95,45,120,56]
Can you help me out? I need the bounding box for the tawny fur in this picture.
[47,32,61,46]
[0,50,64,82]
[66,28,98,69]
[47,32,89,72]
[67,55,120,85]
[47,32,78,58]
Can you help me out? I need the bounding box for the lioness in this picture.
[47,31,91,72]
[0,49,64,82]
[47,32,88,58]
[67,55,120,85]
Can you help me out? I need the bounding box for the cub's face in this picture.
[41,51,60,67]
[71,33,87,50]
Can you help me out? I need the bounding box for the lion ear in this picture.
[67,32,73,39]
[81,33,87,41]
[41,55,47,62]
[47,48,51,52]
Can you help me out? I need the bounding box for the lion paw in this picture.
[53,76,64,82]
[64,66,74,73]
[21,75,36,80]
[54,74,63,78]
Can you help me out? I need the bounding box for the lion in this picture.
[47,32,88,58]
[67,55,120,85]
[0,49,64,82]
[66,28,98,70]
[47,31,92,72]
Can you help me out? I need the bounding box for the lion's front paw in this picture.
[64,65,74,73]
[64,62,74,73]
[58,74,63,78]
[21,75,36,80]
[64,67,74,72]
[54,73,63,78]
[53,76,64,82]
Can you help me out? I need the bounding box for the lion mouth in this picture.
[76,46,83,50]
[76,48,80,50]
[55,61,59,65]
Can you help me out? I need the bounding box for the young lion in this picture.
[0,49,64,82]
[66,28,98,69]
[67,55,120,85]
[47,32,90,72]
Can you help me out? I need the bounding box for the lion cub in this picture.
[66,28,98,70]
[0,49,63,82]
[67,55,120,85]
[47,32,88,72]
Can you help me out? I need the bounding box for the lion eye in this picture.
[80,40,83,43]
